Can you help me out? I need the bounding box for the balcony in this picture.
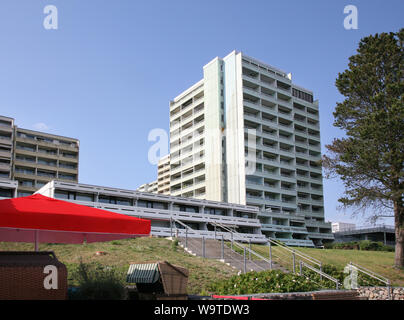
[0,150,11,158]
[0,162,11,171]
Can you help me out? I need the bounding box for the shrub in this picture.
[327,241,393,252]
[69,261,127,300]
[207,270,320,295]
[171,239,179,251]
[304,263,386,288]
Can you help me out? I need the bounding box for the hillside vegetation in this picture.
[249,244,404,286]
[0,237,237,295]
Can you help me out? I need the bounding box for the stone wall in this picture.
[357,287,404,300]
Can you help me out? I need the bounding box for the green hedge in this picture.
[207,270,320,295]
[207,264,386,295]
[324,240,394,252]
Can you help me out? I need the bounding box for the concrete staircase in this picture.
[177,237,287,273]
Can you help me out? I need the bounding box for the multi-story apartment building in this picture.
[137,180,158,193]
[168,51,333,247]
[0,116,14,180]
[157,155,170,195]
[37,180,267,243]
[0,115,80,197]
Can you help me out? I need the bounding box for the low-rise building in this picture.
[331,222,356,233]
[0,179,18,199]
[37,180,267,243]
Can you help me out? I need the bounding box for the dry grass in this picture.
[0,237,237,295]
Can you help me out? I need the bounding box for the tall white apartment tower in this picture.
[169,51,333,247]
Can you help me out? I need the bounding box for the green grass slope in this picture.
[0,237,237,295]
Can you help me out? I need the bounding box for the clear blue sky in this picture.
[1,0,402,226]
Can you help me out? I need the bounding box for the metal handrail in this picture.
[299,261,341,289]
[348,262,392,300]
[349,262,390,285]
[231,240,271,265]
[210,221,340,286]
[213,220,322,269]
[267,237,322,267]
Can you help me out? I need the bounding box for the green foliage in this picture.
[207,264,389,295]
[171,239,179,251]
[207,270,320,295]
[325,241,394,252]
[323,30,404,221]
[69,261,127,300]
[323,28,404,267]
[302,263,385,289]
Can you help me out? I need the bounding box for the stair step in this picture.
[176,237,287,273]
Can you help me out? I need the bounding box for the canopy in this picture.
[127,263,160,284]
[0,194,151,248]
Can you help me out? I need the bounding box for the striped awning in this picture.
[126,263,160,284]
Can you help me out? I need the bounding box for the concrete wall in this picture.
[203,58,224,202]
[223,51,246,205]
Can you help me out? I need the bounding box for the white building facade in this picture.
[168,51,333,247]
[332,222,356,233]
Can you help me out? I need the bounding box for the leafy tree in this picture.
[323,29,404,268]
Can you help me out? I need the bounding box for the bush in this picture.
[327,241,393,252]
[171,239,179,251]
[69,261,127,300]
[207,270,320,295]
[304,263,386,288]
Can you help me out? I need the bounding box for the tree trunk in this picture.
[394,200,404,268]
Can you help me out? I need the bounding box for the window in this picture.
[59,162,76,170]
[76,193,94,202]
[292,88,313,103]
[36,181,47,188]
[37,170,56,178]
[15,167,35,175]
[172,204,198,213]
[0,189,13,198]
[17,191,33,197]
[54,190,76,200]
[16,155,35,163]
[116,198,132,206]
[16,143,35,152]
[38,147,57,155]
[61,152,76,159]
[58,173,76,181]
[99,195,132,206]
[18,180,34,187]
[137,200,167,209]
[205,208,225,216]
[38,158,57,166]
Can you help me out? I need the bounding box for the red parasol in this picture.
[0,194,151,250]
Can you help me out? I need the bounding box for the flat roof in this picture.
[46,180,259,212]
[15,126,79,142]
